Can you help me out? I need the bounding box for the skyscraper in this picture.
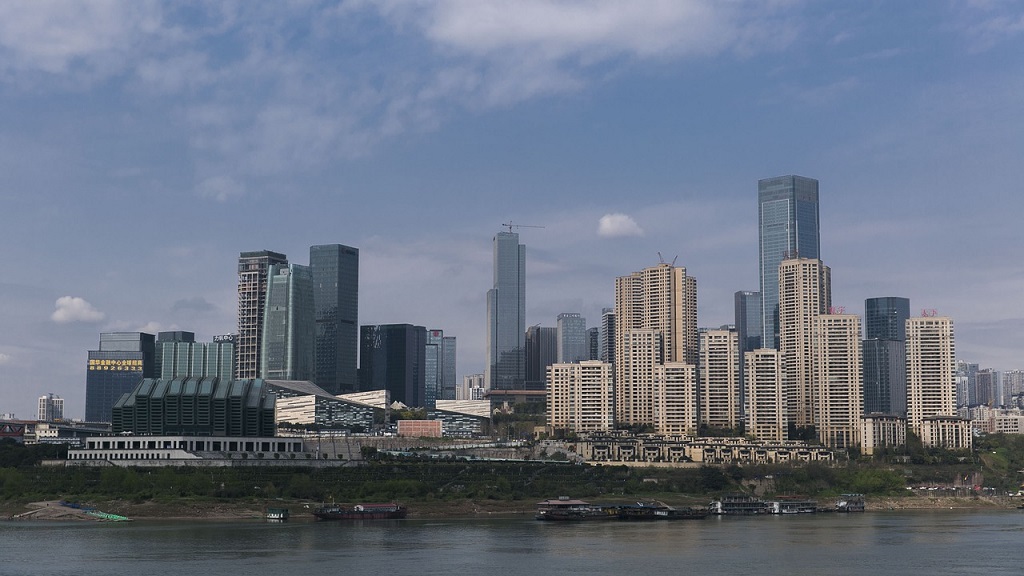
[758,175,820,350]
[734,290,762,421]
[599,308,615,364]
[699,328,740,431]
[813,313,862,449]
[424,329,453,408]
[777,257,831,430]
[863,297,910,415]
[359,324,427,407]
[556,312,588,363]
[614,262,698,431]
[547,360,614,433]
[310,244,359,394]
[486,231,526,391]
[906,315,956,434]
[441,335,457,401]
[744,348,785,442]
[85,332,156,422]
[525,325,557,390]
[236,250,288,379]
[261,263,315,381]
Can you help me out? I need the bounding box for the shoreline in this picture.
[5,495,1020,522]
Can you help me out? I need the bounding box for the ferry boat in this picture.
[708,495,770,515]
[616,501,708,520]
[266,507,290,521]
[767,499,818,514]
[535,497,617,521]
[313,503,407,520]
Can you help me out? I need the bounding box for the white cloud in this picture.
[598,213,644,238]
[195,175,245,202]
[51,296,105,324]
[0,352,11,366]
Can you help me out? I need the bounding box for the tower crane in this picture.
[502,221,545,233]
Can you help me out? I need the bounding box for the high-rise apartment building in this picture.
[85,332,156,422]
[906,316,956,434]
[359,324,427,407]
[758,175,820,350]
[777,257,831,430]
[310,244,359,394]
[236,250,288,379]
[525,325,557,390]
[556,312,588,363]
[813,314,862,449]
[957,361,980,407]
[486,232,526,391]
[38,393,64,422]
[614,263,698,432]
[700,329,740,431]
[459,373,485,400]
[547,360,614,433]
[261,264,315,381]
[863,296,910,416]
[744,348,785,442]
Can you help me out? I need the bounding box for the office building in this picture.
[813,314,862,449]
[862,297,909,416]
[261,264,315,381]
[734,290,762,415]
[864,297,910,340]
[699,329,740,431]
[359,324,427,407]
[547,360,614,433]
[38,393,64,422]
[906,316,956,434]
[525,325,557,390]
[587,327,600,361]
[425,330,456,408]
[156,331,235,380]
[556,312,588,363]
[614,262,698,432]
[486,231,526,391]
[957,361,980,407]
[777,257,831,430]
[85,332,156,423]
[310,244,359,394]
[758,175,820,350]
[744,349,786,442]
[236,250,288,379]
[441,335,457,401]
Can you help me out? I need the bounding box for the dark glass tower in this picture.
[359,324,427,407]
[84,332,156,422]
[862,297,910,415]
[310,244,359,394]
[486,231,526,390]
[262,263,315,381]
[524,325,557,390]
[758,175,820,350]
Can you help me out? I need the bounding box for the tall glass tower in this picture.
[261,263,315,381]
[758,175,820,350]
[863,296,910,415]
[486,231,526,391]
[310,244,359,394]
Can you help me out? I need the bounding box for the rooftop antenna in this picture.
[502,221,545,233]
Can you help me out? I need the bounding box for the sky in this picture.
[2,0,1023,420]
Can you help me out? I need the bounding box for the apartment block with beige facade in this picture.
[919,415,972,450]
[777,257,831,429]
[654,362,699,435]
[700,329,740,430]
[744,348,787,442]
[906,316,956,435]
[861,414,907,455]
[813,313,863,449]
[547,360,614,434]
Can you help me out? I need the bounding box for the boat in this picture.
[708,494,770,515]
[266,507,290,521]
[617,501,708,520]
[535,497,618,521]
[835,494,865,513]
[767,499,818,514]
[313,503,407,520]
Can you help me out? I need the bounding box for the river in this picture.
[2,511,1022,576]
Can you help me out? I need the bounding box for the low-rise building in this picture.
[861,414,906,455]
[920,416,972,450]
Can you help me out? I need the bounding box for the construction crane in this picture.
[502,221,545,233]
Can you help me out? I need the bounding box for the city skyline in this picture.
[2,2,1024,419]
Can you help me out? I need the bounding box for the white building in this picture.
[813,314,862,449]
[700,329,740,430]
[906,316,956,435]
[547,360,614,433]
[745,349,786,442]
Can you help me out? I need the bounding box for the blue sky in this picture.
[2,1,1023,419]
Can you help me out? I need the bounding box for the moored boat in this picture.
[617,501,708,520]
[266,507,290,521]
[535,497,617,521]
[313,503,407,520]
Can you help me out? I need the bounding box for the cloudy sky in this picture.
[2,1,1023,419]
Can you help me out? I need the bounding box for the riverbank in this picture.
[5,494,1021,521]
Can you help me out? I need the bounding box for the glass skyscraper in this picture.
[236,250,288,379]
[556,312,588,363]
[85,332,156,422]
[310,244,359,394]
[261,263,315,381]
[359,323,427,407]
[758,175,820,350]
[486,231,526,391]
[862,297,910,415]
[864,297,910,341]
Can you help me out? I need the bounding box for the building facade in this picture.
[85,332,156,423]
[699,329,740,431]
[236,250,288,379]
[556,312,588,363]
[38,393,64,422]
[813,314,862,449]
[599,308,615,364]
[745,348,786,442]
[525,325,557,390]
[547,360,614,433]
[863,296,910,416]
[758,175,820,351]
[777,257,831,429]
[906,316,956,434]
[157,331,235,381]
[310,244,359,394]
[486,231,526,391]
[261,264,315,381]
[359,324,427,407]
